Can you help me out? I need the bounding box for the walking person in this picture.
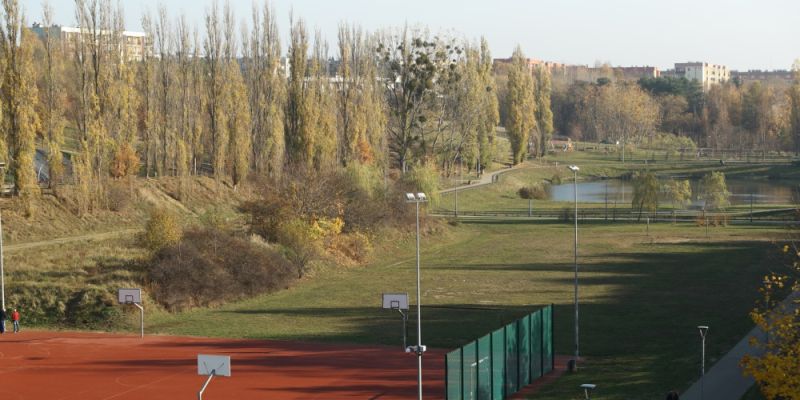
[0,308,6,334]
[11,308,20,333]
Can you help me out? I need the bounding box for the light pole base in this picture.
[567,359,577,372]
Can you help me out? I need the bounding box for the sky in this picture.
[25,0,800,71]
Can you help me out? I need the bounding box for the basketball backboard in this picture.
[198,354,231,377]
[118,288,142,304]
[382,293,409,310]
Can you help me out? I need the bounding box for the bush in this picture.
[141,208,182,251]
[400,163,440,205]
[550,173,563,185]
[146,229,295,311]
[64,288,122,328]
[107,182,131,212]
[518,183,548,200]
[328,231,373,263]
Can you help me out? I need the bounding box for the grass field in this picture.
[145,218,786,399]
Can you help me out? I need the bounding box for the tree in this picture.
[1,0,41,212]
[741,241,800,399]
[377,28,455,172]
[631,171,659,220]
[284,15,312,167]
[788,68,800,155]
[245,1,284,178]
[204,0,227,182]
[506,46,536,164]
[476,37,498,174]
[38,1,67,187]
[701,171,730,210]
[533,65,554,157]
[663,179,692,222]
[335,24,386,168]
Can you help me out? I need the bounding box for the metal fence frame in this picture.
[445,304,554,400]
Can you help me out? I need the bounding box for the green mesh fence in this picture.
[445,304,554,400]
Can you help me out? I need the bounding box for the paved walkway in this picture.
[681,292,798,400]
[438,161,542,195]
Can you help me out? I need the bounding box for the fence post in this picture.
[475,339,479,400]
[529,311,534,384]
[550,304,555,372]
[461,347,465,400]
[489,331,494,400]
[445,355,448,400]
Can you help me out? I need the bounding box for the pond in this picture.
[548,178,800,206]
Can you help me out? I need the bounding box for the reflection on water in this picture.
[549,178,800,206]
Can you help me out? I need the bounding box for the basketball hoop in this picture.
[118,288,144,339]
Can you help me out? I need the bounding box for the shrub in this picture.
[550,173,563,185]
[64,288,122,328]
[107,182,131,212]
[276,218,321,278]
[146,229,294,311]
[400,163,440,205]
[518,183,548,200]
[110,142,141,179]
[328,231,373,263]
[141,208,182,251]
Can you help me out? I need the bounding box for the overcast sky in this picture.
[26,0,800,71]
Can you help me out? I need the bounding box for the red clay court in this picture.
[0,331,446,399]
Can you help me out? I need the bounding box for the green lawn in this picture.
[146,219,785,399]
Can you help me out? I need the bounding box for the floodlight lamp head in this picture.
[580,384,597,390]
[417,193,427,201]
[405,193,416,202]
[698,325,709,337]
[568,165,580,172]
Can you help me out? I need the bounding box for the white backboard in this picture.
[198,354,231,377]
[118,288,142,304]
[382,293,409,310]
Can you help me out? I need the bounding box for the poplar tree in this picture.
[245,1,284,178]
[506,46,536,164]
[39,1,66,187]
[533,65,554,157]
[309,31,336,169]
[476,37,499,174]
[204,0,226,182]
[790,68,800,155]
[285,16,311,167]
[1,0,40,210]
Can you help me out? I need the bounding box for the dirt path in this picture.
[4,228,140,252]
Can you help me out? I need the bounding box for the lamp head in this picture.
[568,165,580,172]
[698,325,709,338]
[405,193,416,202]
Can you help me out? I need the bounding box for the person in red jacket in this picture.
[10,308,19,333]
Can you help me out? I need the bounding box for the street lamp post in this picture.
[405,192,428,400]
[698,325,709,400]
[568,165,580,367]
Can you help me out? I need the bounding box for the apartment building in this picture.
[31,23,148,62]
[662,62,729,90]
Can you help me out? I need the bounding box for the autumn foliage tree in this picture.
[741,241,800,399]
[505,46,536,165]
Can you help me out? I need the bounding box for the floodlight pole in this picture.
[569,166,580,366]
[133,303,144,339]
[698,325,709,400]
[198,369,216,400]
[414,198,423,400]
